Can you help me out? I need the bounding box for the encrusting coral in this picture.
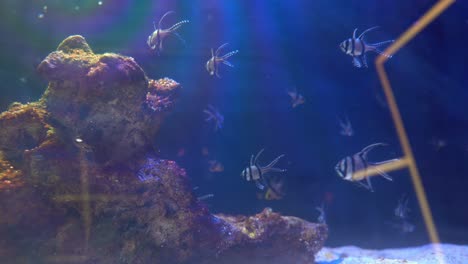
[0,35,327,264]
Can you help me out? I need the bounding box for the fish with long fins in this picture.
[206,43,239,78]
[339,26,394,68]
[147,11,189,54]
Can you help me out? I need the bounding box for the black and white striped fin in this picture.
[221,50,239,60]
[352,56,363,68]
[168,20,189,32]
[255,180,265,190]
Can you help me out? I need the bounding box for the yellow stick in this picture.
[374,1,455,263]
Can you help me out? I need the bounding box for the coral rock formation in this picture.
[0,35,327,263]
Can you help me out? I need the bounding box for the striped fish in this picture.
[335,143,398,192]
[147,11,189,55]
[241,149,286,190]
[339,27,394,68]
[206,43,239,78]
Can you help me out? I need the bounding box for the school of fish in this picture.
[146,11,408,230]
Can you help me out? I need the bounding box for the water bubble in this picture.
[74,6,80,11]
[43,5,48,12]
[98,1,103,5]
[38,13,44,19]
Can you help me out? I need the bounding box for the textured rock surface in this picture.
[203,208,328,264]
[37,35,166,165]
[0,35,327,263]
[316,244,468,264]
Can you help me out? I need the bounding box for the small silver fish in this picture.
[206,43,238,78]
[241,149,286,190]
[147,11,189,54]
[287,87,305,108]
[315,203,327,224]
[429,137,447,151]
[203,105,224,131]
[197,193,214,201]
[389,196,415,233]
[338,115,353,136]
[339,27,394,68]
[394,195,410,220]
[398,220,415,233]
[335,143,398,192]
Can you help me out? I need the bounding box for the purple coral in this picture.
[146,92,174,112]
[137,157,163,182]
[137,157,186,182]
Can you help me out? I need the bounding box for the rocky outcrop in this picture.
[0,35,327,264]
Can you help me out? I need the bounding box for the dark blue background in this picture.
[1,0,467,248]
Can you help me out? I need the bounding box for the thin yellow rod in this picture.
[55,194,136,202]
[375,1,455,263]
[46,255,89,263]
[377,0,456,64]
[78,149,91,253]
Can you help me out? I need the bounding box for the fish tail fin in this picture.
[368,40,394,58]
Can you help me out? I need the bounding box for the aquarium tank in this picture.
[0,0,467,263]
